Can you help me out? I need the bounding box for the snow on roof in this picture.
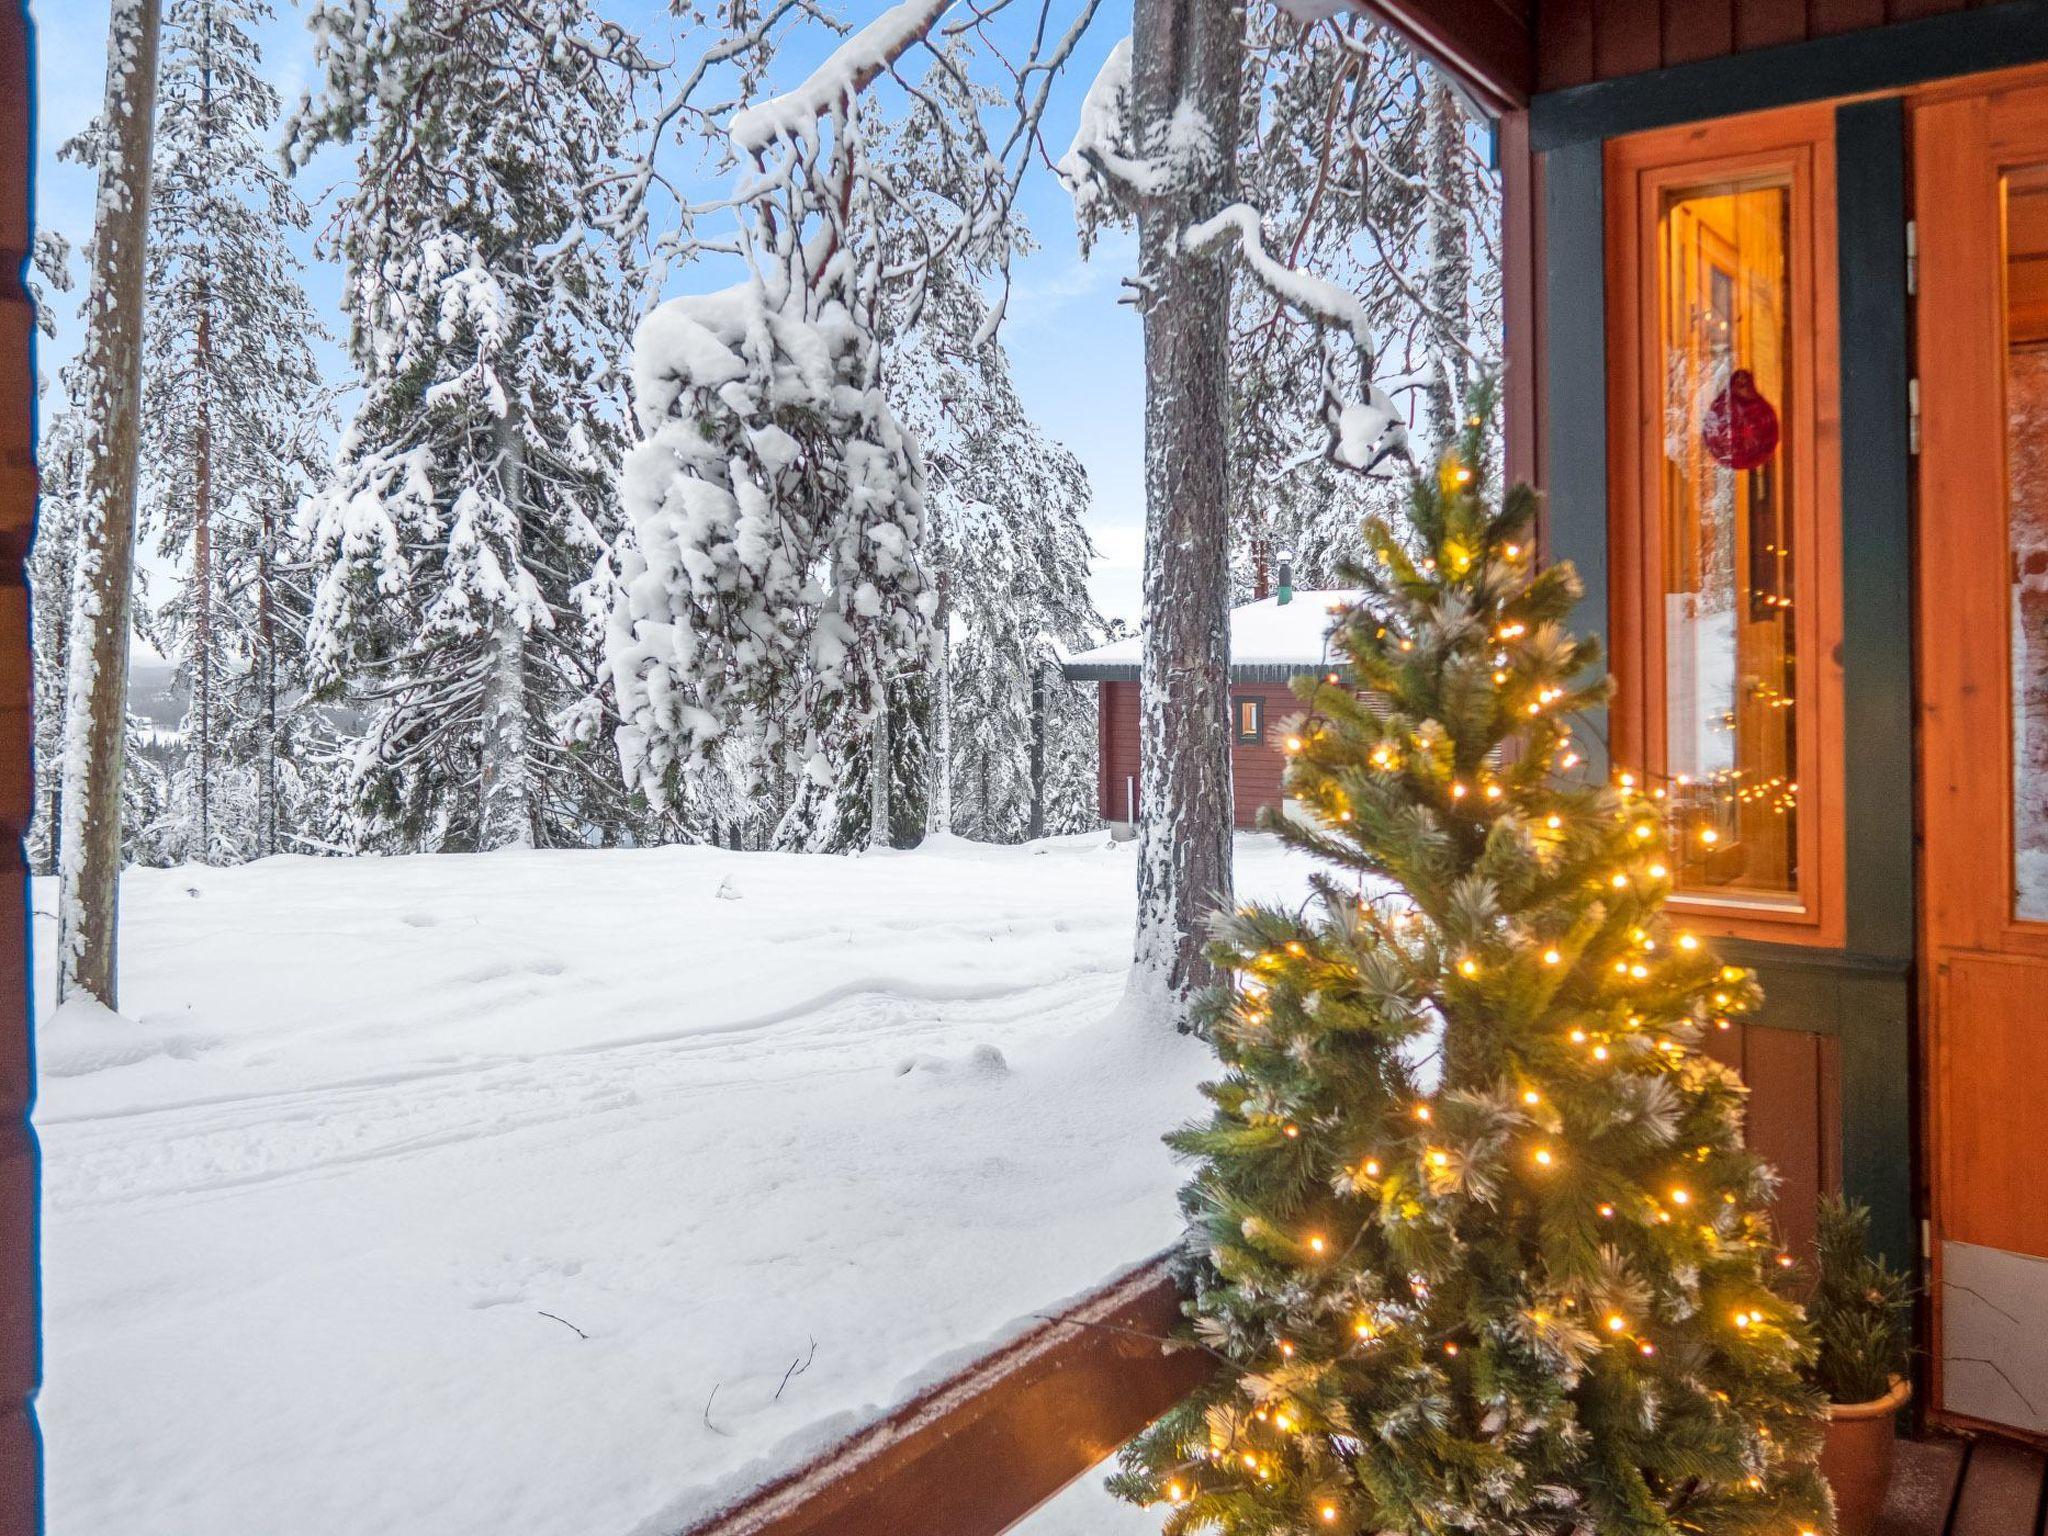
[1063,590,1363,678]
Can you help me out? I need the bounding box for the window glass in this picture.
[1235,696,1265,745]
[1657,178,1800,902]
[2006,164,2048,919]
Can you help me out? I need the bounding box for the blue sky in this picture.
[27,0,1151,625]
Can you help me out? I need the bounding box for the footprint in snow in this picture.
[893,1044,1008,1078]
[714,876,742,901]
[401,912,439,928]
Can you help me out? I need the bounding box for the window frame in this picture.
[1605,104,1847,949]
[1233,694,1266,746]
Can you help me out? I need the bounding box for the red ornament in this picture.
[1701,369,1780,472]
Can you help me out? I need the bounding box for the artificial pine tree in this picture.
[1113,400,1830,1536]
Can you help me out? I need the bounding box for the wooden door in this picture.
[1915,76,2048,1442]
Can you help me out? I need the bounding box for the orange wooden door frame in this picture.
[1912,68,2048,1445]
[1604,104,1849,951]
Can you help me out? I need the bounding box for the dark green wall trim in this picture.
[1832,98,1917,1274]
[1541,136,1610,779]
[1532,106,1919,1271]
[1718,947,1914,1271]
[1530,0,2048,152]
[1836,98,1916,966]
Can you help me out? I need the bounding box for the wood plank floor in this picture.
[1878,1438,2048,1536]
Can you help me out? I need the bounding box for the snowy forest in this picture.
[26,3,1513,1530]
[36,0,1496,1012]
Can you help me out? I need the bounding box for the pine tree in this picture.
[28,408,87,876]
[58,0,166,1007]
[290,0,656,853]
[885,266,1103,845]
[1112,405,1829,1535]
[139,0,327,864]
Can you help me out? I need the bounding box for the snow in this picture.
[1064,589,1361,673]
[35,832,1318,1536]
[727,0,949,157]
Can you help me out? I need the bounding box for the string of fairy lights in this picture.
[1149,481,1818,1533]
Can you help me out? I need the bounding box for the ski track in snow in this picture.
[33,833,1312,1536]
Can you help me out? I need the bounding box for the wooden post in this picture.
[1,6,42,1529]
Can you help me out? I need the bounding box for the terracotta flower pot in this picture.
[1819,1377,1911,1536]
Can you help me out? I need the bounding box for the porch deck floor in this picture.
[1880,1438,2048,1536]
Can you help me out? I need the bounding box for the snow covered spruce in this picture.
[289,0,659,853]
[1111,412,1830,1535]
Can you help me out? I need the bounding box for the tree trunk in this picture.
[1423,80,1471,454]
[256,512,277,860]
[480,408,533,850]
[868,689,891,851]
[1128,0,1242,1014]
[926,568,952,839]
[192,300,214,861]
[1027,657,1047,841]
[190,3,216,862]
[58,0,165,1008]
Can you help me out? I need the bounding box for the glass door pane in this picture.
[1657,178,1799,902]
[2009,163,2048,921]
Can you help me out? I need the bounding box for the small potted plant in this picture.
[1808,1196,1915,1536]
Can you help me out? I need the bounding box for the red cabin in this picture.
[1062,582,1359,833]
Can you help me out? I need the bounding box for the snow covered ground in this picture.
[32,832,1313,1536]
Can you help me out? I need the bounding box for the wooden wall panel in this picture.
[1808,0,1890,36]
[1662,0,1736,66]
[1229,687,1294,829]
[1734,0,1810,51]
[0,2,35,1532]
[1592,0,1662,81]
[1536,0,1989,91]
[1698,1020,1840,1263]
[1097,681,1142,823]
[1742,1025,1830,1261]
[1094,683,1311,828]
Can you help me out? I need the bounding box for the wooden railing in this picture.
[677,1253,1205,1536]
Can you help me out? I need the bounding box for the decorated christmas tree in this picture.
[1113,400,1830,1535]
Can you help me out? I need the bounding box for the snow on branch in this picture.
[1183,202,1406,474]
[729,0,953,157]
[1182,203,1372,350]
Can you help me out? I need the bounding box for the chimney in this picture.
[1276,553,1295,606]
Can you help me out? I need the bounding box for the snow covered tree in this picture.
[605,0,1113,853]
[883,244,1103,844]
[290,0,659,852]
[28,408,87,877]
[1061,5,1412,1010]
[1111,412,1829,1535]
[137,0,327,864]
[58,0,165,1007]
[607,182,932,854]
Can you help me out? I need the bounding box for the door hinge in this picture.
[1921,1218,1932,1259]
[1906,219,1918,297]
[1909,376,1922,455]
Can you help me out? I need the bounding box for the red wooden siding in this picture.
[1702,1022,1842,1262]
[0,6,34,1532]
[1535,0,2004,92]
[1229,689,1294,828]
[1097,680,1142,823]
[1094,682,1299,829]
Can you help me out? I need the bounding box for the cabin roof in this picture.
[1062,590,1363,683]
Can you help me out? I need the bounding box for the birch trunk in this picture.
[59,0,165,1008]
[479,408,533,850]
[1128,0,1242,1013]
